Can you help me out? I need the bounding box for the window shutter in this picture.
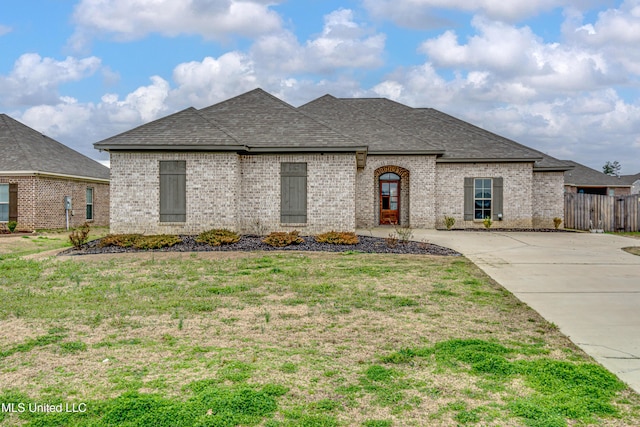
[9,183,18,222]
[160,161,186,222]
[463,177,474,221]
[492,177,503,220]
[281,163,307,223]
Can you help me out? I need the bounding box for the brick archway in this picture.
[374,166,410,225]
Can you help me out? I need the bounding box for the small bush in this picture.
[444,216,455,230]
[196,229,241,246]
[394,225,414,243]
[385,234,398,248]
[7,221,17,233]
[263,231,304,247]
[483,216,493,229]
[98,234,182,249]
[315,231,359,245]
[133,235,182,249]
[69,222,91,249]
[553,217,562,230]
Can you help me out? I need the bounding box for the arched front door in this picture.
[379,172,400,224]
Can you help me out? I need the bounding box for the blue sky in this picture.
[1,0,639,174]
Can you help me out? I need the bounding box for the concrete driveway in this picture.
[364,228,640,393]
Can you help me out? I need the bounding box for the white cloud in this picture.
[69,0,282,50]
[0,53,101,107]
[252,9,385,74]
[363,0,564,27]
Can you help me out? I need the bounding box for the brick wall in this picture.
[355,155,437,229]
[533,171,564,228]
[110,152,356,235]
[238,154,356,234]
[0,175,109,231]
[435,163,534,229]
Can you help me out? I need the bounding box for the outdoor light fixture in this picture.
[497,213,503,221]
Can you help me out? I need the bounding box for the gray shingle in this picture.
[0,114,110,180]
[298,95,443,154]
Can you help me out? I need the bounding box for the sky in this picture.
[1,0,640,174]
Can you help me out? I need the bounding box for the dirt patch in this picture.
[623,247,640,256]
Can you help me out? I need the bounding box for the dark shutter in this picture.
[492,177,503,220]
[463,177,474,221]
[281,163,307,223]
[160,161,186,222]
[9,183,18,222]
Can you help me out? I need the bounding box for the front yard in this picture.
[1,234,640,426]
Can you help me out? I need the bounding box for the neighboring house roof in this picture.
[620,173,640,185]
[0,114,110,181]
[94,88,571,171]
[563,160,630,187]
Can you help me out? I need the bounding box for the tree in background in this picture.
[602,160,621,176]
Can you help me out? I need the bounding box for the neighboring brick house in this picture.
[0,114,110,231]
[563,160,632,196]
[95,89,571,235]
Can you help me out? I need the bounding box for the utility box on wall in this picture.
[64,196,72,210]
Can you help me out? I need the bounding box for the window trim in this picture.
[86,187,94,221]
[473,178,493,221]
[464,177,503,222]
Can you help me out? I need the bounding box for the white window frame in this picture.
[86,187,94,221]
[0,184,9,222]
[474,178,493,221]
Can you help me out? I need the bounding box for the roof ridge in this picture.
[191,108,241,145]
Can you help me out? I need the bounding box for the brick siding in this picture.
[110,152,355,235]
[533,172,565,228]
[435,163,534,229]
[0,175,109,231]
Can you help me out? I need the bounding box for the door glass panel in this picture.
[382,183,390,195]
[390,183,397,196]
[382,197,390,209]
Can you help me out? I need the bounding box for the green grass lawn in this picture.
[1,240,639,426]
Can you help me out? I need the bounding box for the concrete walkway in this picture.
[363,228,640,393]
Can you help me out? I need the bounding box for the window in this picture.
[474,178,492,220]
[159,161,186,222]
[0,184,8,222]
[464,177,503,221]
[281,163,307,223]
[86,188,94,221]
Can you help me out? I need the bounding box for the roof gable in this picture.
[197,88,360,149]
[0,114,110,180]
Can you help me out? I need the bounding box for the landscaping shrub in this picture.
[315,231,359,245]
[483,216,493,229]
[7,221,17,233]
[262,231,304,247]
[553,217,562,229]
[444,216,455,230]
[69,222,91,249]
[98,234,182,249]
[196,229,241,246]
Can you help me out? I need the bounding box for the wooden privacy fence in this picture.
[564,193,640,232]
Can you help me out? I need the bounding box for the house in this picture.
[621,173,640,194]
[94,88,571,235]
[0,114,110,231]
[563,160,631,196]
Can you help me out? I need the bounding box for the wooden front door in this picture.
[380,179,400,225]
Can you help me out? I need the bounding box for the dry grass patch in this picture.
[622,247,640,256]
[1,251,639,426]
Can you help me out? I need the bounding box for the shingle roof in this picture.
[563,160,630,187]
[298,95,443,154]
[620,173,640,185]
[333,98,569,170]
[94,107,241,150]
[197,89,363,150]
[0,114,110,180]
[93,88,571,171]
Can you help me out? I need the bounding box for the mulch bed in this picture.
[59,235,461,257]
